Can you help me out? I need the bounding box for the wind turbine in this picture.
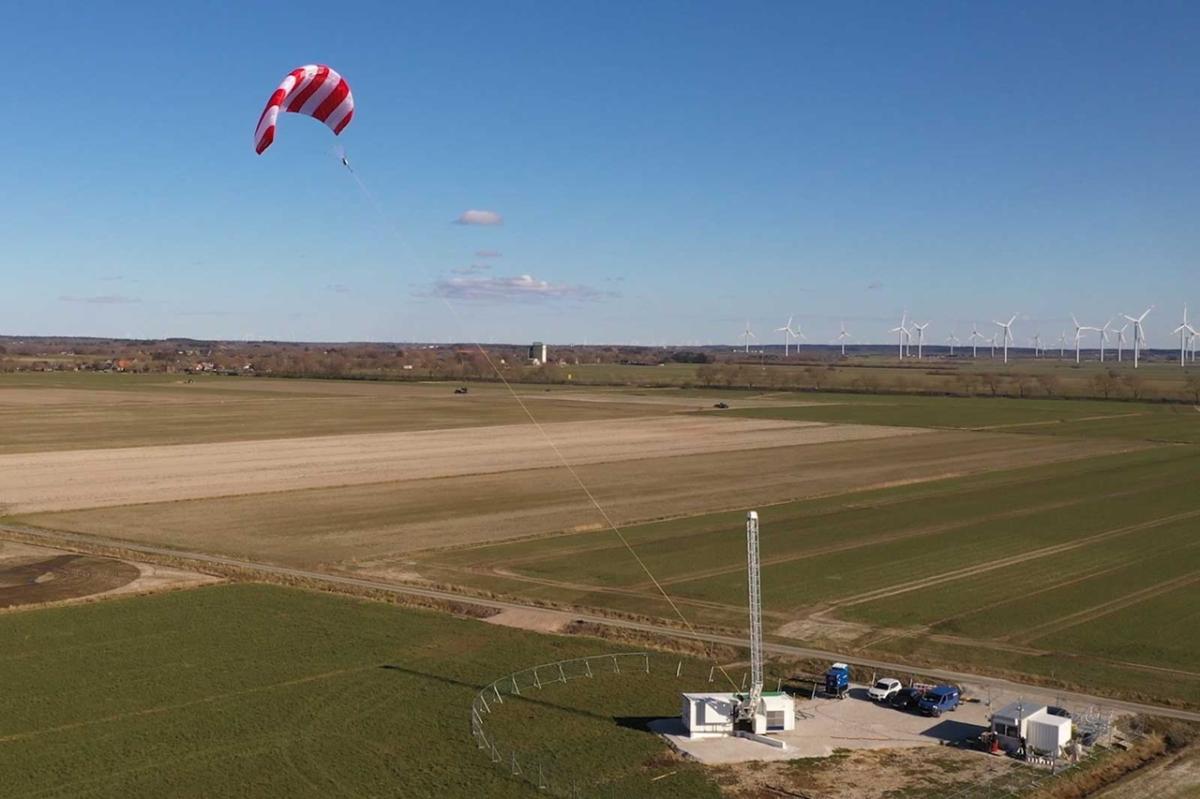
[946,332,960,356]
[1121,306,1153,369]
[1115,324,1129,363]
[1098,318,1112,363]
[968,324,986,358]
[775,316,797,357]
[1031,332,1042,357]
[1173,305,1196,368]
[911,321,930,359]
[989,331,997,360]
[739,321,757,354]
[836,322,850,357]
[1057,331,1067,359]
[993,314,1017,364]
[1070,315,1091,364]
[891,312,910,361]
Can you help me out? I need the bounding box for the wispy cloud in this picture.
[454,209,503,226]
[867,280,883,290]
[325,283,350,294]
[432,274,615,303]
[474,250,502,258]
[59,294,140,305]
[99,274,125,282]
[450,264,492,275]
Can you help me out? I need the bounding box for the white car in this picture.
[868,678,902,702]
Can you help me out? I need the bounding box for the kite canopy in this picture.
[254,64,354,155]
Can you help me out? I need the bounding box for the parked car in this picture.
[454,387,469,394]
[713,402,729,409]
[868,678,903,702]
[890,687,925,712]
[917,685,961,717]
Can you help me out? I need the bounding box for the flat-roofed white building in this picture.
[990,703,1072,757]
[681,692,795,738]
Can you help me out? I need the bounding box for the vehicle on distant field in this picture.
[890,687,924,712]
[454,387,469,394]
[868,678,902,702]
[917,685,960,717]
[824,662,851,699]
[713,401,729,409]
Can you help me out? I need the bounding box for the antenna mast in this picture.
[738,511,764,721]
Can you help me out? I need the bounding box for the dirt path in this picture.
[0,416,923,513]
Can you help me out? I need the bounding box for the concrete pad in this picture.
[657,685,1012,764]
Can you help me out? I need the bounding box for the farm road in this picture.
[5,523,1199,724]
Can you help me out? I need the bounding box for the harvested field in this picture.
[0,415,924,513]
[9,431,1135,566]
[0,373,688,454]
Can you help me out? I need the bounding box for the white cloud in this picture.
[432,274,614,303]
[474,250,502,258]
[325,283,350,294]
[59,294,141,305]
[450,264,492,275]
[454,209,503,226]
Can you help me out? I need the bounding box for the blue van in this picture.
[917,685,960,717]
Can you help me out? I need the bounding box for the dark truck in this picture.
[917,685,960,717]
[824,662,851,699]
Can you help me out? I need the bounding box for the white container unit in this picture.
[1026,714,1072,757]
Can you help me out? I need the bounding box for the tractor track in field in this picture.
[1009,571,1200,645]
[5,522,1200,723]
[822,508,1200,611]
[633,493,1108,591]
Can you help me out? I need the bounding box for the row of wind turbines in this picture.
[742,305,1198,369]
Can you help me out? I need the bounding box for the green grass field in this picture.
[716,392,1200,443]
[0,584,719,798]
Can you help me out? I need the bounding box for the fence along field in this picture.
[413,446,1200,708]
[0,584,720,798]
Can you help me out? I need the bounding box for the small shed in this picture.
[681,692,795,739]
[991,703,1071,756]
[1027,714,1072,758]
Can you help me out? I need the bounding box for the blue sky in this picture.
[2,1,1197,346]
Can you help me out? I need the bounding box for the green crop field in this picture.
[716,392,1200,443]
[415,445,1200,707]
[0,584,720,798]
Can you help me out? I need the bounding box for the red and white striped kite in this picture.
[254,64,355,155]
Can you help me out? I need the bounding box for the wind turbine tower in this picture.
[969,324,985,358]
[912,321,930,359]
[836,322,850,357]
[1115,324,1128,362]
[1174,306,1196,368]
[740,321,757,354]
[946,332,959,356]
[1122,307,1154,369]
[1098,319,1112,363]
[994,314,1017,364]
[775,316,795,357]
[891,313,909,361]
